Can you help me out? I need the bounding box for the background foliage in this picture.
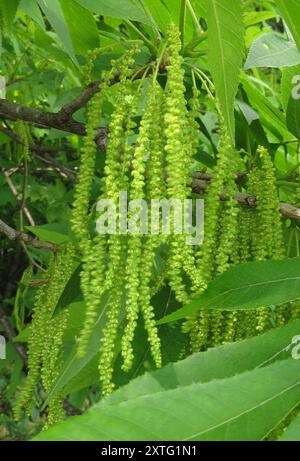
[1,0,300,441]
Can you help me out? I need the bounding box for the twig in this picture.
[179,0,187,47]
[63,400,82,416]
[0,99,88,135]
[0,219,58,251]
[0,124,75,155]
[0,64,163,149]
[191,174,300,221]
[3,171,35,227]
[57,80,102,122]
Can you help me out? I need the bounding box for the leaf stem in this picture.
[179,0,187,48]
[136,0,161,39]
[125,20,158,57]
[153,42,168,82]
[186,0,202,36]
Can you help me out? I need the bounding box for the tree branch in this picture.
[0,66,154,149]
[1,81,300,222]
[0,124,75,155]
[57,79,102,122]
[0,99,88,135]
[191,175,300,221]
[3,170,35,227]
[0,219,58,251]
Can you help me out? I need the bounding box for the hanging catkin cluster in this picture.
[185,143,291,351]
[164,25,200,304]
[184,127,241,351]
[236,147,288,334]
[16,21,296,425]
[14,245,76,425]
[71,23,203,395]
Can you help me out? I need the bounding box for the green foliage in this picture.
[276,0,300,51]
[34,321,300,441]
[279,412,300,440]
[159,257,300,324]
[245,32,300,69]
[1,0,300,442]
[207,0,244,142]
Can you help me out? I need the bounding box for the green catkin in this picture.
[259,148,287,326]
[237,207,253,263]
[71,87,106,252]
[121,76,153,372]
[215,172,239,343]
[196,132,234,287]
[40,245,75,426]
[234,147,287,337]
[250,149,284,261]
[138,82,167,369]
[291,300,300,319]
[244,171,268,334]
[247,147,286,333]
[77,49,138,359]
[121,236,143,371]
[14,245,76,423]
[139,237,162,368]
[98,241,125,395]
[186,130,241,351]
[164,23,193,304]
[146,82,167,296]
[81,48,102,86]
[14,259,56,420]
[146,82,166,203]
[234,208,257,339]
[16,121,31,162]
[97,76,138,380]
[96,49,141,389]
[180,87,202,290]
[71,50,137,253]
[184,310,210,351]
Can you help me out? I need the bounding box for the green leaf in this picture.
[63,353,100,394]
[241,73,294,142]
[43,292,112,405]
[37,0,76,61]
[59,0,99,56]
[0,0,20,26]
[287,96,300,139]
[142,0,171,36]
[63,302,86,341]
[243,11,276,28]
[192,0,207,17]
[53,263,82,316]
[158,258,300,324]
[281,64,300,111]
[279,412,300,441]
[34,358,300,441]
[207,0,244,143]
[25,223,69,245]
[13,326,30,343]
[276,0,300,51]
[245,33,300,69]
[73,0,150,24]
[19,0,45,29]
[105,320,300,406]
